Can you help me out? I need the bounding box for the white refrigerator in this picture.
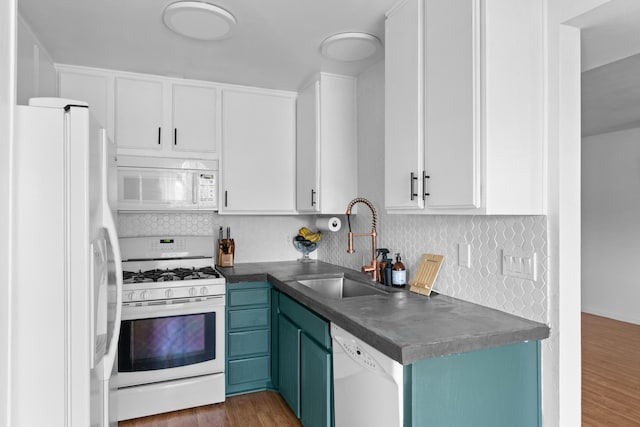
[13,98,123,426]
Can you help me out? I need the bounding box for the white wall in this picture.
[0,1,16,425]
[582,127,640,324]
[16,13,56,105]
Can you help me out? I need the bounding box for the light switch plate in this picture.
[502,249,537,281]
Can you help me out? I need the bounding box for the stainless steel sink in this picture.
[296,276,388,299]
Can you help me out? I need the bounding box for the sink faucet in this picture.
[345,198,378,281]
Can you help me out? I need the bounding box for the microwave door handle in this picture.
[100,206,123,380]
[193,174,198,205]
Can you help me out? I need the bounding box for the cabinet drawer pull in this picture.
[174,128,177,145]
[157,127,161,145]
[224,190,228,207]
[311,189,316,207]
[410,172,418,200]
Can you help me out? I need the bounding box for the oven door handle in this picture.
[122,296,225,320]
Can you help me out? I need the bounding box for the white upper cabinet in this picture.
[385,0,545,215]
[296,73,357,214]
[56,66,219,159]
[220,88,297,214]
[58,68,110,138]
[115,77,218,157]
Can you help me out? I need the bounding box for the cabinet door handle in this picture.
[410,172,418,201]
[423,172,430,198]
[224,190,228,207]
[157,127,161,145]
[311,189,316,207]
[174,128,177,145]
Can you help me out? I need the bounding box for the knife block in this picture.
[217,239,235,267]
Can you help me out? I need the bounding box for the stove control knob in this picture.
[165,289,174,298]
[200,287,209,296]
[189,287,197,297]
[127,291,136,301]
[140,291,148,300]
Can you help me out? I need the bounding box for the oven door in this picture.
[117,296,225,388]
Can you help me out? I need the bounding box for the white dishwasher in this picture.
[331,323,404,427]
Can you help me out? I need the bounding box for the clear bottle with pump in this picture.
[391,253,407,287]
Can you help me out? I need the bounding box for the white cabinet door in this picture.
[171,84,217,154]
[221,89,296,214]
[424,0,480,209]
[384,0,425,210]
[59,71,110,139]
[115,77,163,151]
[296,81,320,212]
[296,74,357,214]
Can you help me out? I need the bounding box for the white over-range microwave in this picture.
[117,156,218,211]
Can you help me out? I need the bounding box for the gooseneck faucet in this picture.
[345,198,378,281]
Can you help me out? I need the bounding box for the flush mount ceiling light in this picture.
[163,1,236,41]
[320,32,382,61]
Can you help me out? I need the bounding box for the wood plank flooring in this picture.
[582,313,640,426]
[118,391,301,427]
[120,313,640,426]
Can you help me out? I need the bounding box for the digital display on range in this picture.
[159,239,174,244]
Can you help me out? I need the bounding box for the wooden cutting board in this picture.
[409,253,444,296]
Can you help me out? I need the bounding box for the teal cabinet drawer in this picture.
[228,329,270,358]
[228,356,271,385]
[228,287,270,307]
[279,293,330,349]
[228,308,270,331]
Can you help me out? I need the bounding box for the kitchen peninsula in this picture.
[220,260,549,427]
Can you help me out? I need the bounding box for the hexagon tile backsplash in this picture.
[319,214,548,323]
[118,211,548,323]
[117,212,318,263]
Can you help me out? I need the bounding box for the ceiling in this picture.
[18,0,396,92]
[576,0,640,137]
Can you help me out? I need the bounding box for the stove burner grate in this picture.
[123,266,221,283]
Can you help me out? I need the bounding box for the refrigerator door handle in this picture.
[101,206,123,380]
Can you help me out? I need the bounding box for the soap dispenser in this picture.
[391,253,407,287]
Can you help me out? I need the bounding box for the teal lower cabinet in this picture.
[226,282,274,395]
[404,340,541,427]
[276,291,333,427]
[228,285,540,427]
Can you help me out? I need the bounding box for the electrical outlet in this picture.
[285,234,293,246]
[502,249,537,281]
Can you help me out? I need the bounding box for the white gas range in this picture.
[117,236,226,421]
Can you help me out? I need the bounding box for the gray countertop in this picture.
[218,260,550,365]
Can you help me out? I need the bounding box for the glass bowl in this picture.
[292,238,318,262]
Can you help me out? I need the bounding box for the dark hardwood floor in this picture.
[118,391,302,427]
[582,313,640,426]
